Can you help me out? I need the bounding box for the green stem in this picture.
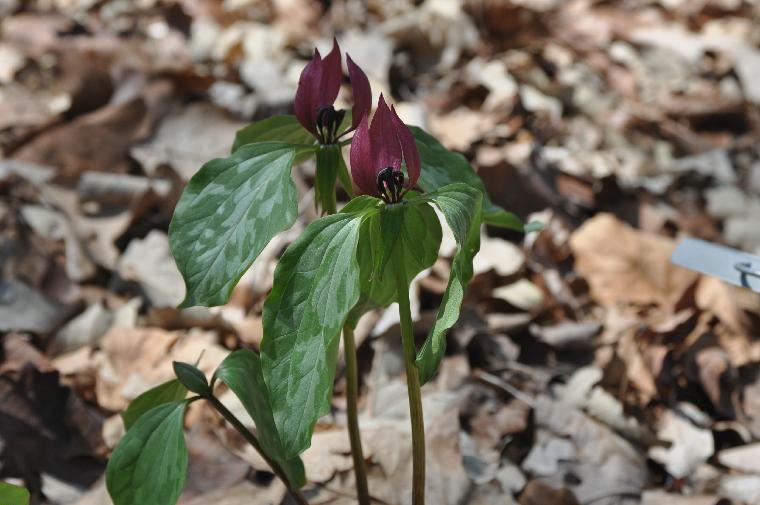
[323,148,366,504]
[392,252,426,505]
[207,395,310,505]
[315,144,341,215]
[343,325,371,505]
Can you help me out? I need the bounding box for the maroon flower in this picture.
[294,39,371,145]
[350,94,421,204]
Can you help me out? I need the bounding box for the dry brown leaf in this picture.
[519,480,580,505]
[118,230,185,308]
[526,395,648,504]
[95,327,226,411]
[717,443,760,475]
[14,79,170,181]
[649,409,714,479]
[183,481,286,505]
[640,491,723,505]
[569,213,698,308]
[695,276,749,335]
[0,84,66,145]
[429,108,497,151]
[130,102,246,180]
[0,280,70,335]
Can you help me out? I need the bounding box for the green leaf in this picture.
[347,200,442,326]
[106,402,188,505]
[169,142,298,308]
[172,362,209,396]
[416,184,482,384]
[261,206,372,457]
[121,380,188,431]
[214,350,306,488]
[524,221,544,233]
[410,126,524,231]
[486,210,528,231]
[0,482,29,505]
[232,115,315,152]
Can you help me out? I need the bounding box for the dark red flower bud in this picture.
[350,94,421,203]
[294,39,372,145]
[347,54,371,131]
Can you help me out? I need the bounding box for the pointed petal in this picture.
[347,54,371,131]
[294,49,323,134]
[370,94,402,173]
[350,113,376,195]
[390,105,420,189]
[318,38,342,109]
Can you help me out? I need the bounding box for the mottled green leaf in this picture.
[0,482,29,505]
[214,350,306,488]
[169,142,297,307]
[347,200,442,326]
[232,115,315,152]
[261,205,373,457]
[106,402,188,505]
[121,380,187,431]
[410,126,523,231]
[416,184,482,384]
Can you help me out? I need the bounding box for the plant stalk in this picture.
[324,150,368,504]
[315,144,341,215]
[343,325,371,505]
[207,395,310,505]
[392,253,426,505]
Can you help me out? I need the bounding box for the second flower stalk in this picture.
[296,39,427,505]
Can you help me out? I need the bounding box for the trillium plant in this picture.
[105,39,536,505]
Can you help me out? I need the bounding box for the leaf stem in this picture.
[343,325,371,505]
[392,252,426,505]
[206,395,310,505]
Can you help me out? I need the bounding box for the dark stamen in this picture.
[376,166,405,204]
[316,106,345,145]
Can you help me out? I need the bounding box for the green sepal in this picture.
[376,204,405,277]
[346,197,442,328]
